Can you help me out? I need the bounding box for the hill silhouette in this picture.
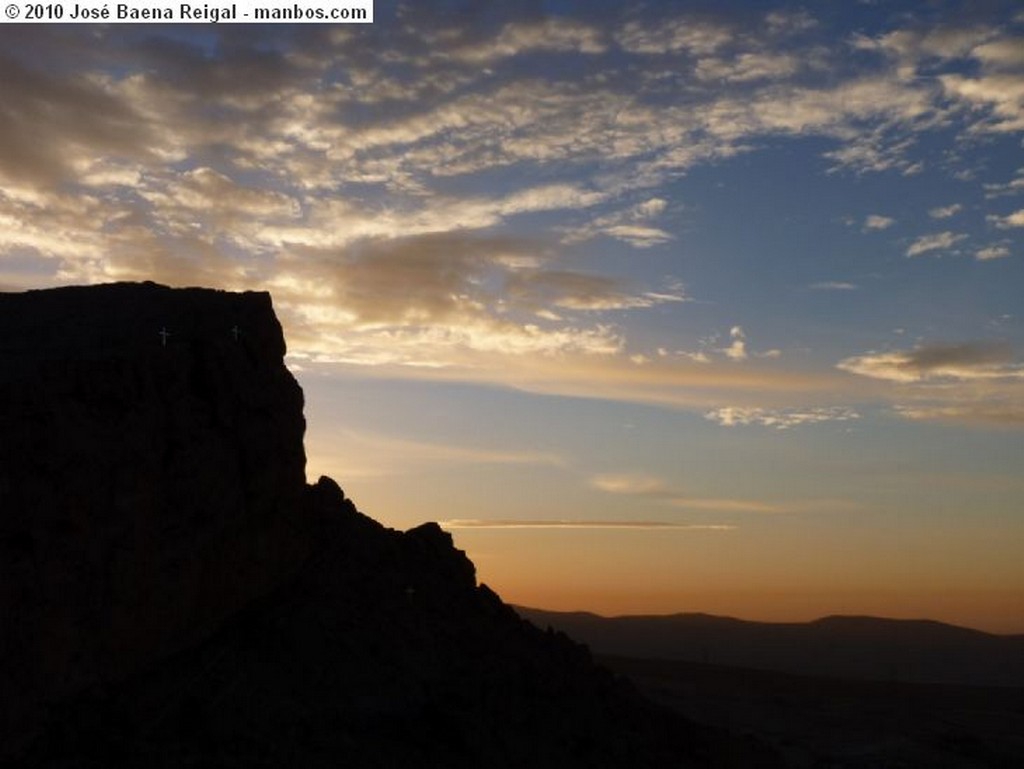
[515,608,1024,687]
[0,283,775,768]
[517,609,1024,766]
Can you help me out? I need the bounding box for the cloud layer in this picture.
[1,5,1022,429]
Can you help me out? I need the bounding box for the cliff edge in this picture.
[1,284,310,747]
[0,283,774,768]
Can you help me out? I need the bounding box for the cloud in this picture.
[837,341,1024,429]
[562,198,673,248]
[589,473,784,513]
[289,326,856,417]
[0,51,158,186]
[504,270,686,312]
[929,203,963,219]
[444,18,606,63]
[723,326,748,361]
[810,281,858,290]
[972,38,1024,68]
[305,427,564,480]
[857,25,996,62]
[838,343,1023,382]
[987,209,1024,229]
[696,52,801,83]
[704,406,860,429]
[826,133,922,176]
[586,472,856,514]
[984,168,1024,198]
[665,326,775,365]
[600,225,674,248]
[438,519,736,531]
[852,22,1024,141]
[976,244,1011,261]
[940,72,1024,133]
[1,12,1019,432]
[615,17,733,56]
[905,231,968,256]
[893,404,1024,427]
[764,10,818,36]
[589,473,668,496]
[240,230,692,370]
[727,77,936,143]
[864,214,895,230]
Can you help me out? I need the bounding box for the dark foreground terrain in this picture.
[517,608,1024,767]
[601,655,1024,769]
[0,283,775,768]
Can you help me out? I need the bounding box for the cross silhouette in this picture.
[231,325,241,341]
[158,327,171,347]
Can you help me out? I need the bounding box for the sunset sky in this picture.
[2,1,1022,632]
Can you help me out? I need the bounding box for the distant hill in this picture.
[515,608,1024,687]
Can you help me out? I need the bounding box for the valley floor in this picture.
[599,655,1024,769]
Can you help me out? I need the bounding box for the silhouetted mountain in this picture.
[0,283,776,768]
[515,608,1024,687]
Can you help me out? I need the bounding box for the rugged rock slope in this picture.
[0,283,775,768]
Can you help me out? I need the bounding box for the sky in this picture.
[1,1,1022,633]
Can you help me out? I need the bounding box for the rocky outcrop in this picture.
[0,283,311,749]
[0,283,776,767]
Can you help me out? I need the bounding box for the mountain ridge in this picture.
[515,606,1024,687]
[519,608,1014,638]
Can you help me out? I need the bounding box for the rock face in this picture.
[0,283,775,768]
[0,283,311,749]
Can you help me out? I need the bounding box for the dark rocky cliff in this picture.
[0,283,775,768]
[1,284,312,750]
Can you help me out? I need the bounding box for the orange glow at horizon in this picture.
[480,572,1024,635]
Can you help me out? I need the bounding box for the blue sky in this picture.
[1,1,1022,630]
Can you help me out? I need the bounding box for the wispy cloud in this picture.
[442,18,607,63]
[589,473,785,513]
[864,214,896,230]
[304,427,564,481]
[614,17,733,56]
[438,519,736,530]
[504,270,686,313]
[704,406,860,429]
[929,203,963,219]
[838,343,1023,383]
[906,231,968,257]
[810,281,858,290]
[834,342,1024,428]
[563,198,674,248]
[987,209,1024,229]
[975,244,1011,261]
[695,52,801,83]
[985,168,1024,198]
[663,326,781,367]
[590,473,667,496]
[894,403,1024,427]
